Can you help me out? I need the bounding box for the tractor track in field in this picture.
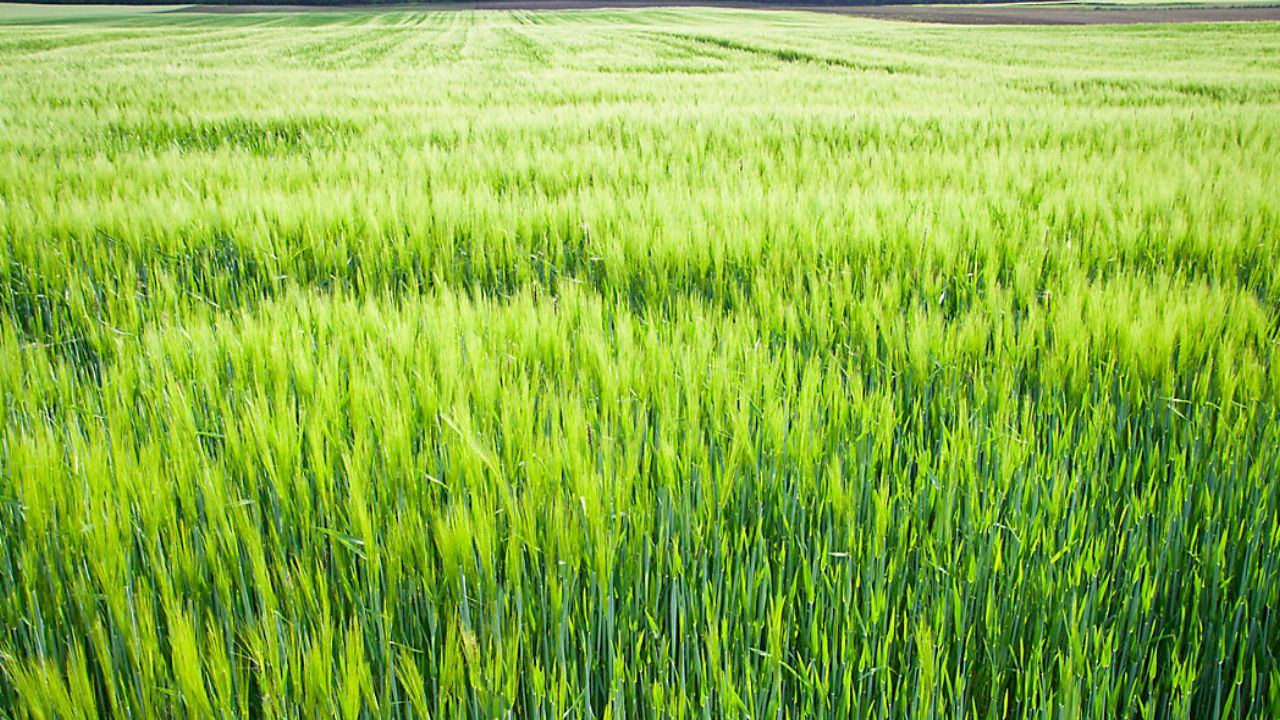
[173,1,1280,25]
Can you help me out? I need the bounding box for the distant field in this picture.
[820,1,1280,22]
[0,3,184,21]
[2,4,1279,718]
[5,0,1280,24]
[1059,0,1280,5]
[9,0,1278,25]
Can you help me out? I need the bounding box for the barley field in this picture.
[1,4,1279,718]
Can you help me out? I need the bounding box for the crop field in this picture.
[2,4,1279,718]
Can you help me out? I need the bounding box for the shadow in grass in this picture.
[103,115,358,156]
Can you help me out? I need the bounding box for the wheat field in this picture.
[1,5,1279,717]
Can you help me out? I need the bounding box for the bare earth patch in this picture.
[817,3,1280,24]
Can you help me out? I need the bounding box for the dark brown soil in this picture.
[819,3,1280,24]
[174,1,1280,25]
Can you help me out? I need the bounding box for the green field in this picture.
[2,4,1279,718]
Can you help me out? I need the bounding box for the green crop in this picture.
[1,5,1278,718]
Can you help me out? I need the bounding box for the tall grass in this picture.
[1,6,1279,717]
